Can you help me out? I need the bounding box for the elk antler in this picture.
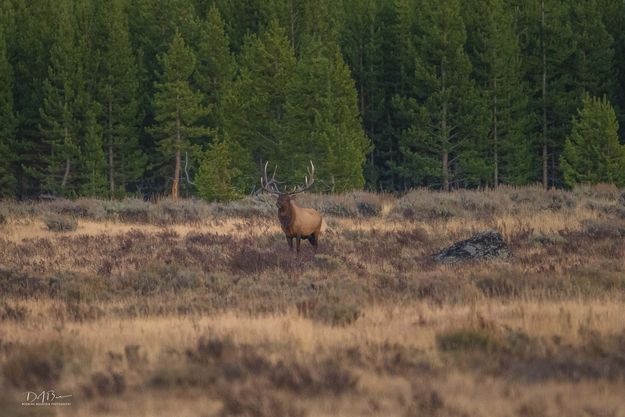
[287,161,315,195]
[260,161,280,195]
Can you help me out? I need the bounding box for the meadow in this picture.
[1,185,625,417]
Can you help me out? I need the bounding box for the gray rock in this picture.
[618,191,625,207]
[434,229,509,264]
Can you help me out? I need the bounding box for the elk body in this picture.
[261,161,322,253]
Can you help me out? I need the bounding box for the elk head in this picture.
[261,161,322,254]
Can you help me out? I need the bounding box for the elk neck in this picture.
[278,198,298,229]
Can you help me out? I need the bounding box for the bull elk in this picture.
[261,161,322,254]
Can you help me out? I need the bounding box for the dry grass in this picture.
[1,185,625,416]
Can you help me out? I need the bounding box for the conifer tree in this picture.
[403,0,486,190]
[512,0,576,187]
[96,0,145,198]
[598,0,625,136]
[283,45,370,191]
[80,110,107,197]
[195,135,242,201]
[570,0,615,99]
[221,21,296,178]
[10,0,56,196]
[192,5,236,126]
[340,0,385,187]
[151,31,209,200]
[463,0,532,186]
[0,26,16,197]
[38,1,81,196]
[561,94,625,187]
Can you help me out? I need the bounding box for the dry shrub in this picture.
[312,254,345,271]
[149,198,211,224]
[405,385,453,417]
[581,218,625,238]
[2,339,77,389]
[0,269,48,297]
[437,328,498,352]
[0,301,28,321]
[573,183,620,200]
[211,195,274,218]
[82,371,126,398]
[220,384,306,417]
[269,358,358,396]
[64,301,105,321]
[103,198,150,222]
[297,191,387,218]
[229,247,283,273]
[296,295,361,326]
[395,190,457,221]
[44,214,77,232]
[115,265,204,296]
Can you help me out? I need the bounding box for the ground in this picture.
[1,185,624,417]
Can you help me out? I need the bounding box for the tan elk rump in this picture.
[261,161,322,254]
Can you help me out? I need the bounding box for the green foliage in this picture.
[195,136,242,202]
[150,31,210,197]
[80,110,107,197]
[95,0,145,198]
[192,5,236,126]
[284,46,370,191]
[38,0,83,196]
[399,0,487,190]
[1,0,625,197]
[561,94,625,187]
[0,25,16,197]
[221,21,296,167]
[463,0,533,186]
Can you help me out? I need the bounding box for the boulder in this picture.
[434,229,509,264]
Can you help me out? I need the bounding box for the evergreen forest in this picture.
[1,0,625,200]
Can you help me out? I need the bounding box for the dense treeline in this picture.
[0,0,624,200]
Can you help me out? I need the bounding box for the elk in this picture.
[261,161,322,254]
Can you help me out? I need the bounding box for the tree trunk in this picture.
[441,62,449,191]
[108,99,115,199]
[62,126,70,189]
[62,157,70,189]
[541,0,548,189]
[172,149,180,200]
[493,78,499,188]
[172,107,181,200]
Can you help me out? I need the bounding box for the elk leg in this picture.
[312,231,319,252]
[286,236,293,251]
[296,234,301,254]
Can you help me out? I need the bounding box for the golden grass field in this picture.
[1,185,625,417]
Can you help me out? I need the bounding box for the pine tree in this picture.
[96,0,145,198]
[0,25,16,197]
[512,0,576,187]
[463,0,532,186]
[195,135,242,201]
[570,0,615,99]
[283,45,370,191]
[10,0,56,196]
[561,94,625,187]
[221,21,296,179]
[386,0,419,190]
[598,0,625,137]
[192,5,236,126]
[403,0,486,190]
[38,1,81,196]
[150,31,209,200]
[80,110,107,197]
[340,0,385,188]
